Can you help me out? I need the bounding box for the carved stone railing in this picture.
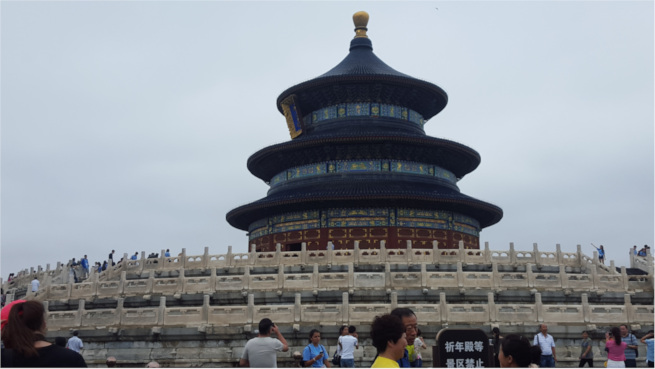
[43,292,653,331]
[3,242,653,300]
[15,259,651,302]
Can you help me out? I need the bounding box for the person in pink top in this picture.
[606,327,627,368]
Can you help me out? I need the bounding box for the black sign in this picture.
[432,328,493,368]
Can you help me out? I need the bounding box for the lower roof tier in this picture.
[226,176,503,230]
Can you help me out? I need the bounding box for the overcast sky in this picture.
[1,1,653,277]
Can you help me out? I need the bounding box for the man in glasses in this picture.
[390,308,419,367]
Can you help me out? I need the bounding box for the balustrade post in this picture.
[295,293,302,323]
[484,242,491,264]
[247,294,254,324]
[407,240,413,264]
[342,292,349,324]
[117,298,124,326]
[301,242,307,265]
[243,266,250,290]
[576,244,583,267]
[610,260,616,273]
[527,263,534,288]
[488,292,496,322]
[456,262,464,289]
[581,293,590,323]
[591,264,599,290]
[385,263,391,289]
[181,248,187,269]
[533,243,540,266]
[509,243,517,265]
[227,245,233,268]
[278,265,284,289]
[624,294,633,323]
[559,265,568,289]
[390,290,398,310]
[327,241,334,265]
[458,240,465,262]
[158,296,166,326]
[312,264,319,289]
[420,263,427,288]
[535,293,543,323]
[380,240,387,263]
[556,244,563,264]
[202,295,210,325]
[492,262,499,290]
[620,266,629,290]
[348,263,354,289]
[439,292,447,323]
[354,241,360,264]
[210,267,217,291]
[432,241,439,264]
[75,299,84,327]
[203,247,209,268]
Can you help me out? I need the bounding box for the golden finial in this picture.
[353,11,369,38]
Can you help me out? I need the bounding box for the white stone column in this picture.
[295,293,302,323]
[157,296,166,326]
[390,290,398,310]
[342,292,349,324]
[488,292,496,322]
[535,293,543,323]
[439,292,448,324]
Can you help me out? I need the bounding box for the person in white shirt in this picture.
[533,324,557,367]
[338,326,359,367]
[30,277,40,293]
[66,330,84,353]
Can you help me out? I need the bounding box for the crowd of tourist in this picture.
[0,297,653,368]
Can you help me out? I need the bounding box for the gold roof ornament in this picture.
[353,11,369,38]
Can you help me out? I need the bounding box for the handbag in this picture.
[332,353,341,366]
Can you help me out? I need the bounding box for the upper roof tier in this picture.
[275,11,448,131]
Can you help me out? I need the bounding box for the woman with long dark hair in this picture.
[606,327,627,368]
[303,329,331,368]
[0,300,86,367]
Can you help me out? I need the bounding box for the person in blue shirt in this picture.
[131,252,138,260]
[80,255,89,279]
[640,330,653,368]
[303,329,330,368]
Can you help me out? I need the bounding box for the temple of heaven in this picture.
[227,12,503,252]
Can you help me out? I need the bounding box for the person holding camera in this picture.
[240,318,289,367]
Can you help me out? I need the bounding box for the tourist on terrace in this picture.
[30,276,40,294]
[80,255,89,279]
[131,252,138,261]
[533,324,557,367]
[108,250,115,266]
[0,300,86,367]
[303,329,331,368]
[390,308,418,367]
[240,318,289,367]
[370,314,407,368]
[498,334,535,367]
[106,356,117,367]
[640,330,654,368]
[338,325,358,367]
[578,330,593,367]
[606,327,627,368]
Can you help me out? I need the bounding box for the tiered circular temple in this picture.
[227,12,503,252]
